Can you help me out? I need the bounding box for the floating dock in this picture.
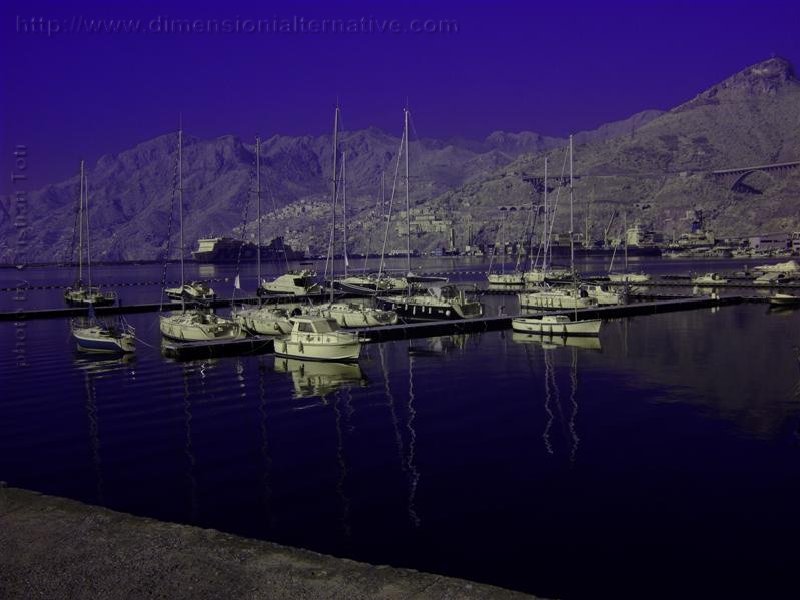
[0,295,320,322]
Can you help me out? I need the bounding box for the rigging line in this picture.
[377,131,406,279]
[65,166,82,267]
[544,147,570,267]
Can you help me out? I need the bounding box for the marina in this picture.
[4,9,800,598]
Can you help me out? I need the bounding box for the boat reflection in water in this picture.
[274,357,367,398]
[408,334,471,356]
[512,331,602,351]
[73,351,137,375]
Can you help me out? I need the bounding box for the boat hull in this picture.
[487,273,525,285]
[233,308,293,335]
[512,317,602,336]
[159,314,243,342]
[375,296,483,321]
[73,329,135,353]
[518,292,596,310]
[273,338,361,362]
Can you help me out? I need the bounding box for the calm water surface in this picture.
[1,259,799,599]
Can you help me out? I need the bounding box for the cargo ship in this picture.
[191,236,304,263]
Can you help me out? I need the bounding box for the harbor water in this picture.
[1,257,799,599]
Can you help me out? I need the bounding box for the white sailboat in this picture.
[608,213,651,283]
[519,139,597,311]
[376,106,483,321]
[160,124,243,342]
[64,161,117,308]
[522,157,572,285]
[68,163,135,353]
[320,105,398,327]
[487,212,524,285]
[512,314,601,336]
[233,136,294,336]
[514,136,602,335]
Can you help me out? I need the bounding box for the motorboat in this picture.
[511,314,602,336]
[259,269,323,296]
[273,315,362,361]
[754,260,799,274]
[584,284,625,306]
[691,272,728,285]
[164,281,216,301]
[769,292,800,306]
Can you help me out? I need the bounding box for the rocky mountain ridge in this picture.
[2,57,798,262]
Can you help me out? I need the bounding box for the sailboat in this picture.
[514,136,602,334]
[487,212,524,285]
[376,107,483,321]
[518,139,597,311]
[335,172,409,295]
[521,157,572,285]
[159,124,243,342]
[608,213,651,283]
[232,136,294,336]
[64,161,117,307]
[67,163,135,352]
[317,105,398,327]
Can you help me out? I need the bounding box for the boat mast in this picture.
[85,171,92,289]
[255,135,262,292]
[501,213,506,275]
[404,107,411,277]
[543,157,548,273]
[329,104,339,304]
[569,134,574,276]
[178,122,185,290]
[342,150,348,277]
[624,211,628,273]
[78,160,84,284]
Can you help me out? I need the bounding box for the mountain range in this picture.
[2,57,798,263]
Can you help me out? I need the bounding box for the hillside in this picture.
[1,58,798,262]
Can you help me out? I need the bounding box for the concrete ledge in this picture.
[0,486,541,599]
